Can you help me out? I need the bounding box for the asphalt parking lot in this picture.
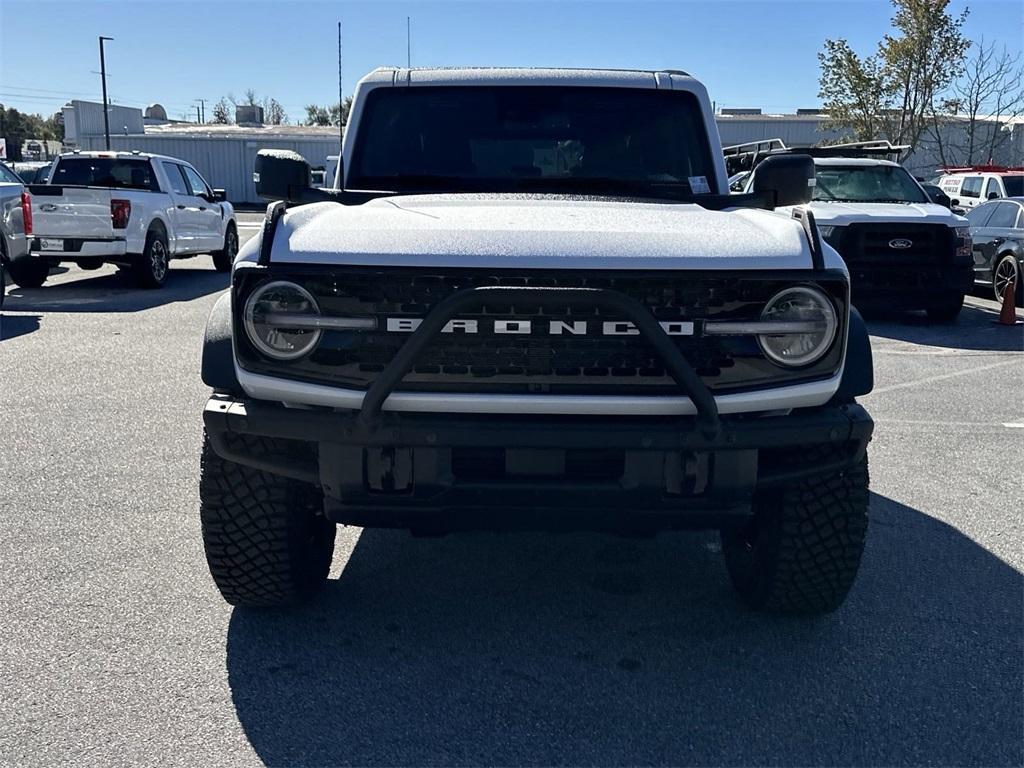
[1,216,1021,767]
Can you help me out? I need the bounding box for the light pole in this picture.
[98,36,113,150]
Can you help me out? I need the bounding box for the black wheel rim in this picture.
[994,258,1018,302]
[227,230,237,259]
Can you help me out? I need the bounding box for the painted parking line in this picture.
[863,358,1021,397]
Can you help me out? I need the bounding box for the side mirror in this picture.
[926,189,951,208]
[987,191,999,200]
[751,153,815,207]
[254,149,313,202]
[212,188,227,202]
[951,198,960,207]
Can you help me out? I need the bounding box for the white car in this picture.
[935,167,1024,209]
[10,151,238,289]
[198,66,876,616]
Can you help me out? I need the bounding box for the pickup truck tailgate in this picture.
[29,185,113,237]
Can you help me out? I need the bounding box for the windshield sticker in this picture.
[688,175,711,194]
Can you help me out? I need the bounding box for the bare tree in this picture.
[925,39,1024,166]
[263,97,287,125]
[211,97,232,125]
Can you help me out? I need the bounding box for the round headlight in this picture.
[757,287,838,367]
[244,280,322,360]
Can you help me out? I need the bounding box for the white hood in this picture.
[261,195,830,270]
[797,200,967,227]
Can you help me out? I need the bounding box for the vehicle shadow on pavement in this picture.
[224,493,1022,767]
[1,267,228,314]
[863,301,1024,352]
[0,313,41,341]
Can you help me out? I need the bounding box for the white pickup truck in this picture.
[10,151,238,289]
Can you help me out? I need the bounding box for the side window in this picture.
[987,202,1020,229]
[984,177,1002,200]
[960,176,983,198]
[965,203,995,227]
[181,165,210,198]
[162,162,189,195]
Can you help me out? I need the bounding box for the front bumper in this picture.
[203,395,874,532]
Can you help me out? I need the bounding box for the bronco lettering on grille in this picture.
[385,318,696,336]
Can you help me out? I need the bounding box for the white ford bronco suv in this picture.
[200,68,875,614]
[726,140,973,322]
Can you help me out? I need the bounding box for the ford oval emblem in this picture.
[889,238,913,249]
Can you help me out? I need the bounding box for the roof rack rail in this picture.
[938,164,1024,174]
[722,137,909,175]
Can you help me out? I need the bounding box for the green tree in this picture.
[303,97,352,128]
[0,105,63,160]
[818,0,970,153]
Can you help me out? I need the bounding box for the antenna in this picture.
[342,21,350,150]
[407,16,411,68]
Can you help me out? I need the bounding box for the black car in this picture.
[965,197,1024,306]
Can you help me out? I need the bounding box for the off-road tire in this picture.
[7,256,49,288]
[925,293,964,323]
[133,229,170,289]
[200,432,336,607]
[722,452,869,615]
[212,224,238,273]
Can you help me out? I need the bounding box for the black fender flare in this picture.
[201,292,241,393]
[833,305,874,401]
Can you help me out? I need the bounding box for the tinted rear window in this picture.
[51,158,159,191]
[1001,176,1023,196]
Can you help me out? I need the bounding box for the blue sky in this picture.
[1,0,1021,121]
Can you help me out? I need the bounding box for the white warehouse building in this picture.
[63,100,340,203]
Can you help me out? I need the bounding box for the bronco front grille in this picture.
[233,267,847,396]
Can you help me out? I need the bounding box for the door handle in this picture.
[199,206,207,211]
[176,204,186,210]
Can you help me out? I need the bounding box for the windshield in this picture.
[51,158,159,191]
[348,86,716,198]
[0,163,22,184]
[813,164,928,203]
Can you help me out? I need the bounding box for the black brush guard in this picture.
[356,285,720,438]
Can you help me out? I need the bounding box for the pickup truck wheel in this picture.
[200,432,335,607]
[925,293,964,323]
[721,453,869,615]
[134,231,169,289]
[212,224,237,273]
[7,257,49,288]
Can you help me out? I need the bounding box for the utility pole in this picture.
[406,16,411,68]
[195,104,201,123]
[98,36,113,150]
[197,98,206,124]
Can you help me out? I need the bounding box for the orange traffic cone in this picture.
[995,276,1023,326]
